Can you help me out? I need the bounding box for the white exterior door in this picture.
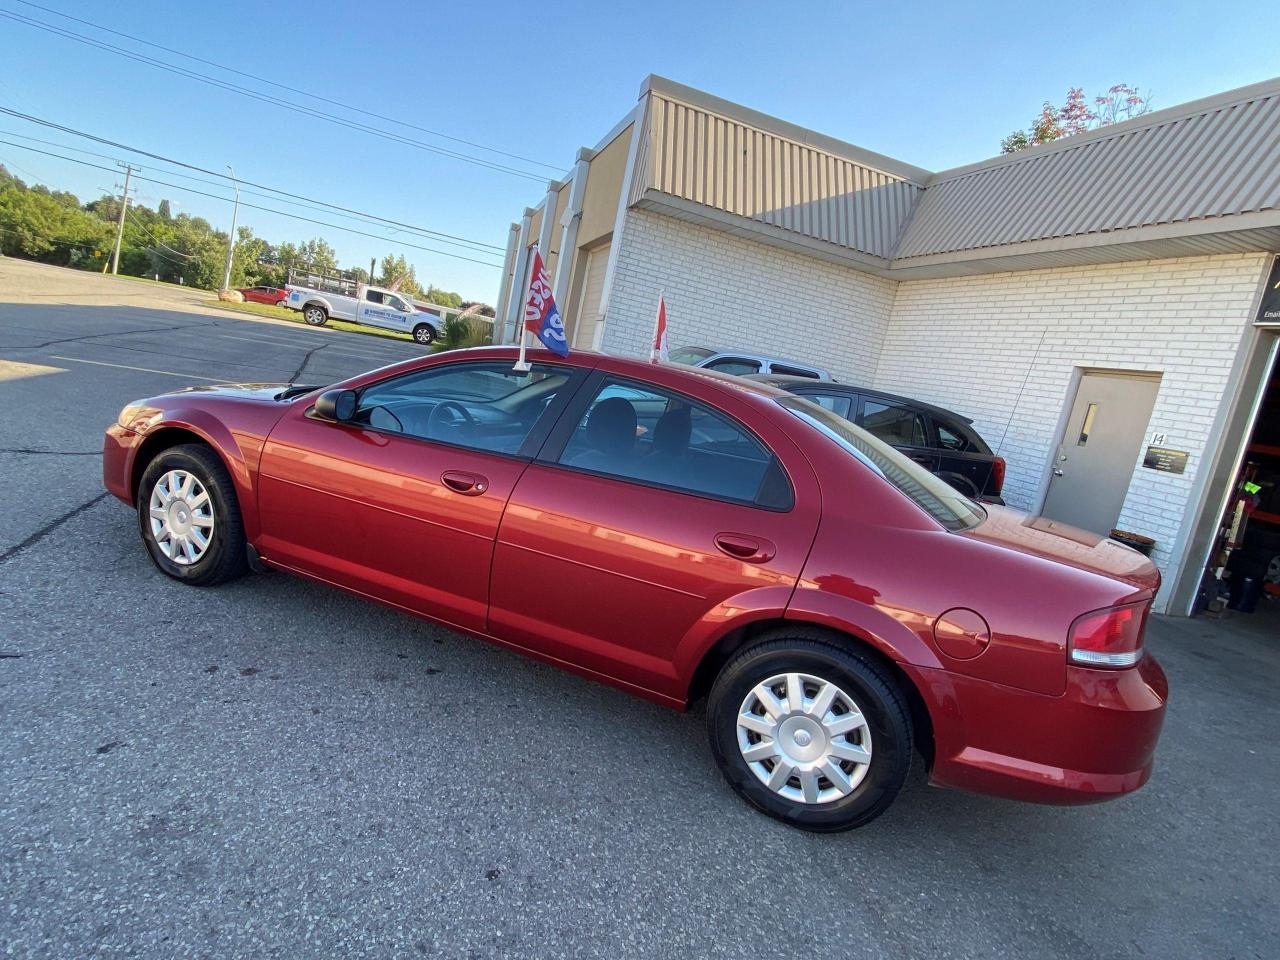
[574,243,611,350]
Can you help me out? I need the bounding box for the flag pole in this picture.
[650,288,665,363]
[513,325,531,373]
[513,247,534,373]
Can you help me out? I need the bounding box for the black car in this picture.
[747,375,1006,503]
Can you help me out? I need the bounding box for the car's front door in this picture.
[487,368,821,701]
[256,360,582,632]
[356,291,413,332]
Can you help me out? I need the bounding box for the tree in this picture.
[425,285,462,308]
[158,198,172,220]
[377,252,422,296]
[1001,84,1152,153]
[298,237,338,274]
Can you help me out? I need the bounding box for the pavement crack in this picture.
[290,342,330,381]
[22,319,221,350]
[0,492,110,567]
[0,447,99,456]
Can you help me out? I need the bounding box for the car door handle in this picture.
[714,533,776,564]
[441,470,489,496]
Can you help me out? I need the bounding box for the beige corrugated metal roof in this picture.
[515,75,1280,279]
[631,79,925,262]
[894,79,1280,262]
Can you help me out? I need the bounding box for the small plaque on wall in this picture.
[1143,446,1189,474]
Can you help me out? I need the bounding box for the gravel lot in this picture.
[1,259,1277,959]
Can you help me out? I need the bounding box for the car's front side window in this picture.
[556,377,792,509]
[353,362,571,456]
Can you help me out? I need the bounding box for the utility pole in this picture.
[109,163,136,275]
[369,256,377,285]
[219,165,240,292]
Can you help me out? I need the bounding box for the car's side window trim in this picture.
[309,359,591,462]
[535,371,795,512]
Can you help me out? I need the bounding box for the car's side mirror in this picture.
[312,388,357,423]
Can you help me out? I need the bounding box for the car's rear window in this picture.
[779,397,985,531]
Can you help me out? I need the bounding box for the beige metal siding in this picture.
[579,124,632,248]
[896,91,1280,261]
[574,242,611,349]
[633,93,922,260]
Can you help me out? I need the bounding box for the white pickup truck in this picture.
[283,283,440,345]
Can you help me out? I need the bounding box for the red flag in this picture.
[651,294,668,362]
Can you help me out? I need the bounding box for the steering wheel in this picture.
[426,400,475,438]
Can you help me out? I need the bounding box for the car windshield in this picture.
[778,396,985,531]
[669,346,716,365]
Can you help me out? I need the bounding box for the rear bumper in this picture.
[102,423,139,504]
[911,654,1168,804]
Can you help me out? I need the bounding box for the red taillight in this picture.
[1068,604,1146,668]
[990,456,1006,495]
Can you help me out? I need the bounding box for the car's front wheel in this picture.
[137,444,247,586]
[412,323,436,345]
[707,633,913,831]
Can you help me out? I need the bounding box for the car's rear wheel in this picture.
[707,634,913,831]
[303,305,328,326]
[412,323,436,345]
[137,444,247,586]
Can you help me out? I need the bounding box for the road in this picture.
[1,259,1276,959]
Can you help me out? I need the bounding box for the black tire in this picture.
[412,323,436,345]
[707,632,913,832]
[137,444,247,587]
[303,305,328,326]
[940,472,980,498]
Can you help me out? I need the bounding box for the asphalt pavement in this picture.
[1,259,1276,959]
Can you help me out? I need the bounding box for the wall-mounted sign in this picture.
[1258,257,1280,324]
[1143,446,1189,474]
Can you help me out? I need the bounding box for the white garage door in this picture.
[574,243,610,350]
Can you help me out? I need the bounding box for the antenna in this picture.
[994,328,1048,461]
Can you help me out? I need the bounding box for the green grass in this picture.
[202,299,415,342]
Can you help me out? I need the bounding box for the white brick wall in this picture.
[594,205,1269,609]
[601,208,896,382]
[878,253,1269,580]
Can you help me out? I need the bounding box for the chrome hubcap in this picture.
[148,469,214,565]
[736,672,873,805]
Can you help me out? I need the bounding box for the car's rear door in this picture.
[255,359,584,632]
[856,395,938,472]
[488,365,821,702]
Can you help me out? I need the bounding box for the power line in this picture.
[3,127,499,256]
[0,137,505,269]
[0,7,553,183]
[0,112,508,254]
[127,208,197,260]
[11,0,564,174]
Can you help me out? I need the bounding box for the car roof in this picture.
[745,374,975,425]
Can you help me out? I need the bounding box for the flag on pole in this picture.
[651,292,669,363]
[522,247,569,357]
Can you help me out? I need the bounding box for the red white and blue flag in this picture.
[522,248,569,357]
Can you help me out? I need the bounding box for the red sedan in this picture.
[102,347,1167,830]
[237,285,288,305]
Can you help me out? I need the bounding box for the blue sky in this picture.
[0,0,1274,301]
